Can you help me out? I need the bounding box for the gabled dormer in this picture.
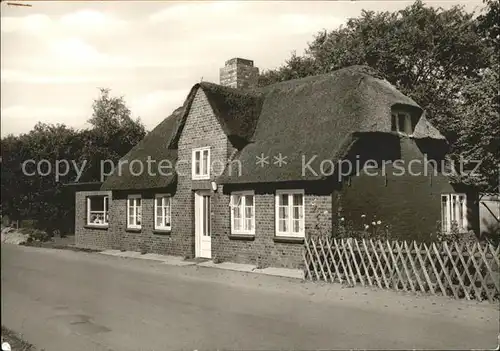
[391,104,421,136]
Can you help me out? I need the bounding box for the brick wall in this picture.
[213,183,333,269]
[338,137,459,241]
[108,190,178,255]
[75,190,112,250]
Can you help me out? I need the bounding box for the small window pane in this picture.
[245,195,253,207]
[458,203,464,229]
[137,206,142,224]
[451,197,456,222]
[233,199,241,218]
[279,206,288,220]
[398,114,406,133]
[201,160,207,176]
[90,197,105,211]
[195,160,200,175]
[203,150,209,175]
[234,217,241,231]
[232,195,242,208]
[245,206,253,220]
[391,114,397,131]
[293,194,303,206]
[156,205,162,221]
[441,195,449,232]
[293,219,300,233]
[279,219,287,232]
[404,115,412,134]
[279,194,288,206]
[245,219,252,231]
[90,213,104,224]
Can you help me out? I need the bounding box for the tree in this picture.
[1,123,82,233]
[258,0,497,190]
[0,88,147,233]
[79,88,146,182]
[452,64,499,189]
[452,0,500,190]
[476,0,500,56]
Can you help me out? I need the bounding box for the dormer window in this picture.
[391,111,413,135]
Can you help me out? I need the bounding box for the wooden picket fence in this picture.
[304,237,500,302]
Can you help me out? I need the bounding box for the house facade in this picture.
[75,58,476,269]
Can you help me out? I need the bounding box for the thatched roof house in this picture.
[76,58,468,269]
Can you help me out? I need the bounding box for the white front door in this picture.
[195,190,211,258]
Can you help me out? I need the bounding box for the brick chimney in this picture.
[219,58,259,89]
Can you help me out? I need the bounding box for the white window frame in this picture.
[155,194,172,231]
[86,195,109,227]
[441,193,467,233]
[127,194,142,229]
[392,111,413,135]
[275,189,305,238]
[230,191,255,235]
[192,146,211,180]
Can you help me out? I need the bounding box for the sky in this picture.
[0,0,485,137]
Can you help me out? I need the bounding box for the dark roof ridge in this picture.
[255,65,387,92]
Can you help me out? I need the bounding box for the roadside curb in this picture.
[100,250,196,266]
[99,250,304,279]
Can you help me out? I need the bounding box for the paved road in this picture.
[1,244,498,350]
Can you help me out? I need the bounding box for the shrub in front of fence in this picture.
[336,214,393,241]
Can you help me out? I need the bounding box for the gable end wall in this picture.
[173,88,232,258]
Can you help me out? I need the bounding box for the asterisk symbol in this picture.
[255,153,269,168]
[273,153,288,167]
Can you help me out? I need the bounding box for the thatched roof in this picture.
[100,106,183,190]
[102,65,446,190]
[219,65,445,183]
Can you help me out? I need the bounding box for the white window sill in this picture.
[231,231,255,236]
[126,226,142,231]
[192,175,210,180]
[276,232,305,238]
[155,226,171,231]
